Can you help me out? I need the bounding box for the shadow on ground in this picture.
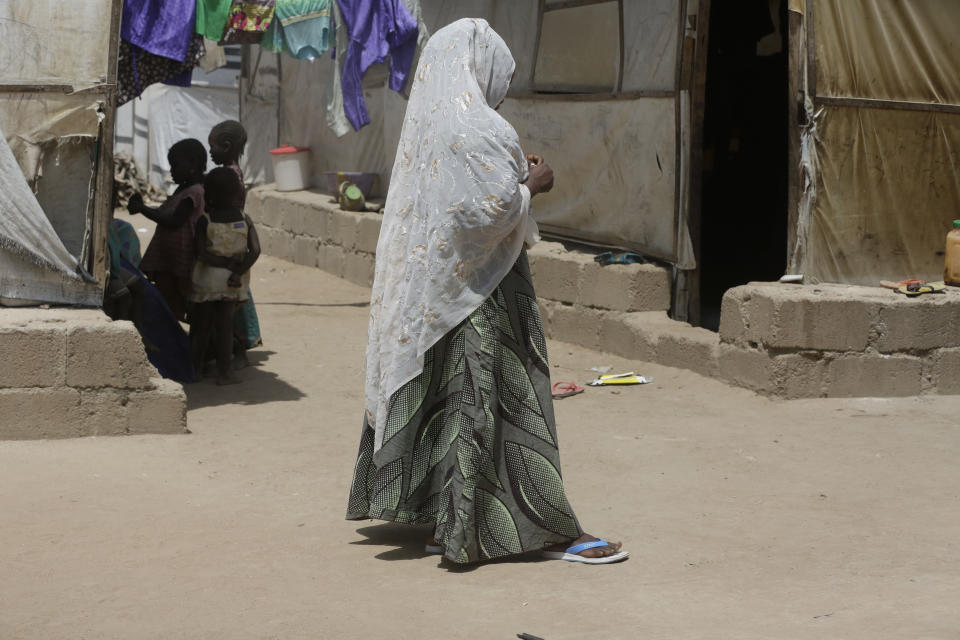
[185,350,306,409]
[349,522,545,571]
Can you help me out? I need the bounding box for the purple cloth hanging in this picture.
[122,0,197,61]
[337,0,418,131]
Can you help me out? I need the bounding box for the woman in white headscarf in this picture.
[346,18,627,565]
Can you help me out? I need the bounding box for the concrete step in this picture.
[0,309,187,439]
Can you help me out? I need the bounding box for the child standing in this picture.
[190,168,261,385]
[129,139,207,321]
[208,119,262,368]
[209,119,248,206]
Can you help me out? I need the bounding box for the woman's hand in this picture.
[127,193,144,215]
[524,158,554,197]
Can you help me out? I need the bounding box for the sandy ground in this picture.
[3,226,960,638]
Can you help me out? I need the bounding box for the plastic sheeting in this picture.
[0,123,80,277]
[0,123,88,305]
[809,106,960,285]
[145,85,240,191]
[0,0,115,90]
[815,0,960,104]
[799,1,960,284]
[499,97,678,259]
[0,94,101,183]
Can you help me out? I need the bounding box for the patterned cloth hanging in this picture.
[220,0,276,44]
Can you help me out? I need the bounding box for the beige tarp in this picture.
[0,0,114,305]
[0,0,114,90]
[802,0,960,284]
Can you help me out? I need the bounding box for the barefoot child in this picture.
[208,119,262,368]
[190,168,261,385]
[128,139,207,321]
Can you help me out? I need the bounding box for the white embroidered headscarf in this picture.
[365,18,534,451]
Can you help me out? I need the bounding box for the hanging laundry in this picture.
[199,40,229,73]
[117,36,206,105]
[122,0,198,62]
[221,0,276,45]
[275,0,332,60]
[196,0,235,42]
[336,0,419,131]
[260,17,286,52]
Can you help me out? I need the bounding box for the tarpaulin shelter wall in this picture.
[115,47,272,193]
[0,0,122,306]
[244,0,707,287]
[787,0,960,285]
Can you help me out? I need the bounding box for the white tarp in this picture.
[0,122,87,304]
[0,0,114,90]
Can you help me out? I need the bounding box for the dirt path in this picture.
[2,250,959,639]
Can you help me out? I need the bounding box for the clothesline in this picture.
[118,0,422,134]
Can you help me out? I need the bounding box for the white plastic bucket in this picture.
[270,145,310,191]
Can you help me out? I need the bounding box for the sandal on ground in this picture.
[552,381,585,399]
[541,539,630,564]
[424,543,443,555]
[898,280,946,296]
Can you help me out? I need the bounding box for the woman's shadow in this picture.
[350,522,544,572]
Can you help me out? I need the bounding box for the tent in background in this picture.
[115,46,274,193]
[0,0,121,306]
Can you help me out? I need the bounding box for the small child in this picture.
[208,119,248,207]
[190,168,261,385]
[129,139,207,321]
[209,119,262,368]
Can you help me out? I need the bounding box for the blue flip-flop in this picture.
[542,539,629,564]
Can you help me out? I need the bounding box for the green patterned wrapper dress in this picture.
[347,251,583,564]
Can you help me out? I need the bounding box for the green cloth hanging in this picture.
[196,0,234,41]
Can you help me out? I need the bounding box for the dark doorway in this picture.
[698,0,789,331]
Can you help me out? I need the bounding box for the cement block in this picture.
[0,327,66,388]
[79,389,129,436]
[541,301,601,350]
[579,262,671,312]
[260,226,279,257]
[127,378,188,434]
[356,213,383,254]
[718,287,747,344]
[343,251,375,287]
[66,321,154,389]
[530,254,582,305]
[329,209,360,249]
[874,302,960,353]
[772,296,875,351]
[319,244,346,278]
[656,324,720,378]
[0,388,82,439]
[931,348,960,395]
[597,313,657,362]
[300,208,330,239]
[742,292,776,346]
[255,198,282,229]
[771,351,828,399]
[825,352,922,398]
[718,343,774,393]
[293,236,320,267]
[278,198,307,234]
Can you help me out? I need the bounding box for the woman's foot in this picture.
[543,534,627,563]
